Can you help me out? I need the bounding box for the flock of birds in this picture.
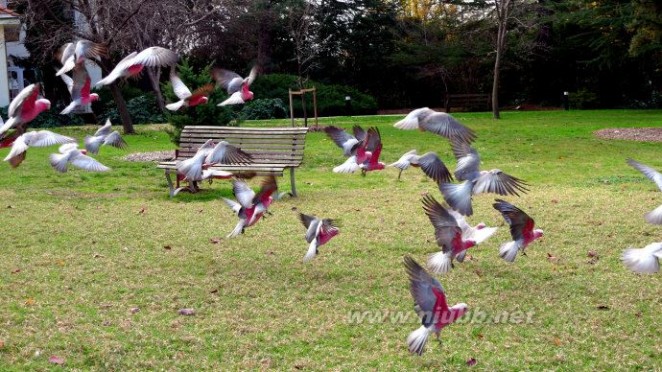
[0,39,659,357]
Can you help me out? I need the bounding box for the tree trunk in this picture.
[108,83,135,134]
[492,0,512,120]
[492,49,502,119]
[147,66,165,112]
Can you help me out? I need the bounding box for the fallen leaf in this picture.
[596,305,610,310]
[635,311,642,318]
[25,298,35,306]
[138,207,146,214]
[11,268,20,274]
[294,364,304,370]
[547,253,558,262]
[550,199,558,204]
[178,308,195,316]
[209,238,221,244]
[93,253,104,258]
[210,289,218,294]
[473,269,483,277]
[552,337,562,346]
[291,206,298,211]
[129,307,140,314]
[198,209,204,213]
[466,358,477,366]
[0,339,4,349]
[587,250,598,258]
[163,245,172,250]
[6,205,14,209]
[49,356,65,365]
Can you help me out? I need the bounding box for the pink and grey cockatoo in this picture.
[404,256,468,356]
[3,130,75,168]
[223,176,278,238]
[165,67,213,111]
[175,139,252,182]
[84,119,127,154]
[493,199,543,262]
[622,243,662,274]
[626,158,662,224]
[422,194,477,274]
[388,150,453,183]
[0,84,51,139]
[324,125,366,157]
[394,107,476,145]
[49,143,110,173]
[298,212,340,262]
[95,47,178,87]
[55,40,107,76]
[213,66,259,106]
[429,140,529,216]
[333,127,385,175]
[60,64,100,114]
[447,208,497,262]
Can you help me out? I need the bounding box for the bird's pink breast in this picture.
[128,64,144,76]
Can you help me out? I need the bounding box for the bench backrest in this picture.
[177,126,308,166]
[445,93,491,112]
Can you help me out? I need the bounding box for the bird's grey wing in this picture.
[627,158,662,192]
[420,112,476,144]
[418,152,454,185]
[473,169,529,196]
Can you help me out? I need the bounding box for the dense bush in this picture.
[239,98,288,120]
[250,74,378,117]
[101,94,166,125]
[162,59,237,143]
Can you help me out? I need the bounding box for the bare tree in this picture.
[491,0,513,119]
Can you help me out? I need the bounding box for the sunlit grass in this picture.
[0,110,660,369]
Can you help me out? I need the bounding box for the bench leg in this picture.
[290,167,298,197]
[165,169,175,198]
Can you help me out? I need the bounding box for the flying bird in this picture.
[324,125,366,157]
[621,243,662,274]
[447,209,497,262]
[49,143,110,173]
[213,66,259,106]
[388,150,453,183]
[176,139,252,183]
[422,194,477,274]
[394,107,476,145]
[298,212,340,262]
[165,67,213,111]
[333,127,384,175]
[429,140,529,216]
[60,64,100,115]
[84,119,127,154]
[223,176,278,238]
[626,158,662,224]
[0,84,51,138]
[404,256,468,356]
[95,47,178,87]
[492,199,543,262]
[3,130,76,168]
[55,40,107,76]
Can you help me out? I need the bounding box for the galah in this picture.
[223,176,278,238]
[447,209,498,262]
[388,150,453,183]
[626,158,662,224]
[0,84,51,138]
[213,66,259,106]
[333,127,385,175]
[298,212,340,262]
[324,125,366,157]
[621,243,662,274]
[60,64,100,115]
[492,199,543,262]
[176,139,252,182]
[172,169,234,196]
[393,107,476,145]
[95,47,178,87]
[55,40,107,76]
[84,119,127,154]
[165,67,213,111]
[404,256,468,356]
[430,140,529,216]
[422,193,476,274]
[3,130,75,168]
[49,143,110,173]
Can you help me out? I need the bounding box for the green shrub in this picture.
[101,94,166,125]
[239,98,288,120]
[570,89,600,109]
[250,74,378,117]
[162,59,237,144]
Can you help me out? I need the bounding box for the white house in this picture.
[0,1,21,107]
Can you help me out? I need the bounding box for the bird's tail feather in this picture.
[407,325,430,356]
[428,251,453,274]
[227,220,245,238]
[499,241,520,263]
[166,100,186,111]
[303,240,318,262]
[622,247,660,274]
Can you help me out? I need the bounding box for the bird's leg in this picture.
[397,169,403,181]
[435,332,442,344]
[361,169,367,177]
[522,251,528,256]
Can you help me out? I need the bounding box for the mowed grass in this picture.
[0,110,660,369]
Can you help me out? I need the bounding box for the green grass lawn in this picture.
[0,110,660,369]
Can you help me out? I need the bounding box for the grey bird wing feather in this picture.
[627,158,662,192]
[404,256,445,328]
[493,199,534,241]
[420,111,476,144]
[473,169,529,196]
[418,152,454,185]
[422,193,461,253]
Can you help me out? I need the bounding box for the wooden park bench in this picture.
[157,125,308,198]
[444,93,491,113]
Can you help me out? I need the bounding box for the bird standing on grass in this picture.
[298,212,340,262]
[492,199,543,262]
[404,256,468,356]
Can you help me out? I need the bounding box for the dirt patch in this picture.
[123,150,175,162]
[594,127,662,142]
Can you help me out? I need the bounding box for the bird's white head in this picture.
[534,229,544,240]
[90,93,100,102]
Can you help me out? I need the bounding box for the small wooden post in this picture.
[289,89,295,127]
